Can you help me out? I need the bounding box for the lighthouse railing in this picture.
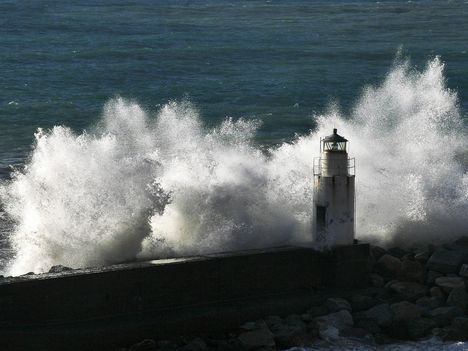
[313,157,355,176]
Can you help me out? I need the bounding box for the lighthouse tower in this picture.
[313,129,355,246]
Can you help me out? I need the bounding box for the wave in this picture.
[1,57,466,275]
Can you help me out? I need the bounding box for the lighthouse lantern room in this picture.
[313,129,355,246]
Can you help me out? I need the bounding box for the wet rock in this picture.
[390,301,422,323]
[426,248,466,274]
[387,281,427,301]
[370,273,385,288]
[129,339,157,351]
[447,286,467,311]
[443,317,468,341]
[459,264,468,278]
[407,318,437,340]
[48,265,73,273]
[430,286,446,300]
[182,338,207,351]
[430,306,463,327]
[340,327,372,339]
[375,254,402,278]
[315,310,354,340]
[351,294,377,312]
[307,305,328,318]
[362,303,394,327]
[414,251,431,264]
[435,276,465,292]
[21,272,35,276]
[398,258,425,283]
[416,296,441,310]
[326,297,352,313]
[264,315,282,329]
[426,270,444,285]
[371,246,386,261]
[269,319,308,349]
[387,247,407,258]
[238,321,275,350]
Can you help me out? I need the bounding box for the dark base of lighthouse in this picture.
[0,244,370,351]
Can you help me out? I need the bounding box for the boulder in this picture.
[362,303,394,327]
[447,287,467,311]
[351,295,377,312]
[307,305,328,318]
[387,247,407,258]
[430,286,446,300]
[129,339,157,351]
[426,270,444,285]
[459,264,468,278]
[414,251,431,264]
[398,258,425,283]
[430,306,463,327]
[426,248,466,274]
[390,301,422,323]
[315,310,353,341]
[375,254,402,277]
[182,338,207,351]
[48,265,73,273]
[407,318,437,340]
[371,246,387,261]
[370,273,385,288]
[238,321,275,350]
[435,276,465,292]
[269,321,308,349]
[326,297,352,313]
[416,296,441,310]
[387,281,427,301]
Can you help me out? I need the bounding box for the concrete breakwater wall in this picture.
[0,244,369,350]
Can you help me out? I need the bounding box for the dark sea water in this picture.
[1,0,468,174]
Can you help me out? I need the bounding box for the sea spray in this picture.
[0,57,466,275]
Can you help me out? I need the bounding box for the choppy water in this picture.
[0,1,467,276]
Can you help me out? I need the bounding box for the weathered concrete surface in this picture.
[0,244,370,350]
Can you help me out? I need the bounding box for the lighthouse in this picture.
[313,129,355,246]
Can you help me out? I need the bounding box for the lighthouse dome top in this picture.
[321,128,348,152]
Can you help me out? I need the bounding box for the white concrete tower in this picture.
[313,129,355,246]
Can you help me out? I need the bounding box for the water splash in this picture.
[1,57,467,275]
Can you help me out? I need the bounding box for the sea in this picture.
[1,1,468,348]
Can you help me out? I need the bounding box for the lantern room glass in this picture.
[323,141,347,152]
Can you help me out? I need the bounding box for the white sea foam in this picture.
[0,57,467,275]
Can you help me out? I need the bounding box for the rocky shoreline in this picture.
[117,238,468,351]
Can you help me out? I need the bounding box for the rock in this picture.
[407,318,437,339]
[21,272,35,276]
[430,306,463,327]
[264,315,282,329]
[459,264,468,278]
[371,246,386,261]
[270,321,308,349]
[430,286,446,300]
[129,339,157,351]
[416,296,441,310]
[435,276,465,292]
[353,315,381,334]
[370,273,385,288]
[315,310,354,340]
[450,316,468,340]
[340,327,372,339]
[307,305,328,318]
[387,281,427,301]
[351,295,377,312]
[375,254,402,278]
[390,301,422,323]
[388,247,407,258]
[238,321,275,350]
[362,303,394,327]
[48,265,73,273]
[398,258,425,283]
[414,251,431,264]
[240,321,258,331]
[182,338,207,351]
[426,248,466,274]
[326,297,352,313]
[426,270,444,285]
[447,286,467,311]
